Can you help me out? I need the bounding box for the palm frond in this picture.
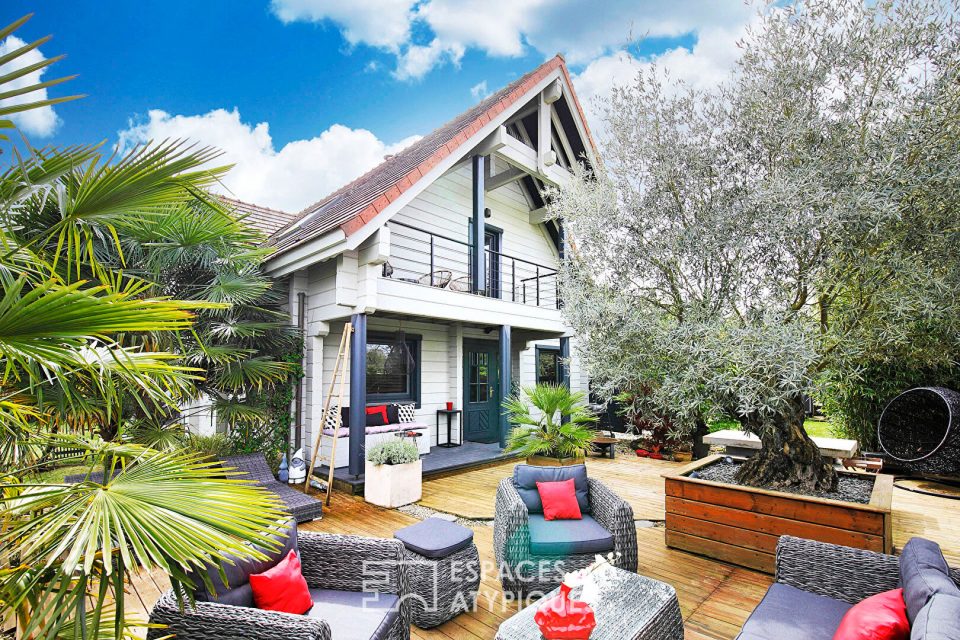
[503,384,598,458]
[215,357,293,392]
[0,14,82,141]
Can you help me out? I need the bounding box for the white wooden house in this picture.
[234,55,598,479]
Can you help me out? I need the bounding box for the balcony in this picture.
[383,220,560,310]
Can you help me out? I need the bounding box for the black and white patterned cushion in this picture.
[324,406,342,432]
[394,403,416,423]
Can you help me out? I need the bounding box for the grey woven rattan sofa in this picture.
[223,453,324,523]
[737,536,960,639]
[148,518,411,640]
[494,464,638,597]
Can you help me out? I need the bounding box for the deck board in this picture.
[124,454,960,639]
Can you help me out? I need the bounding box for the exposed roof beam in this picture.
[538,92,552,174]
[551,105,577,169]
[476,126,508,155]
[484,125,571,188]
[543,78,563,104]
[529,207,551,224]
[485,166,526,192]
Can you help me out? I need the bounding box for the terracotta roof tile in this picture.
[220,196,298,236]
[268,54,592,258]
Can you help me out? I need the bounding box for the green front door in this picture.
[463,340,500,443]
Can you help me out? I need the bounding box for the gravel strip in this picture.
[692,459,874,504]
[397,503,492,527]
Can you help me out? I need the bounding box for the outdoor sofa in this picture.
[494,463,638,597]
[321,404,431,469]
[148,517,411,640]
[737,535,960,639]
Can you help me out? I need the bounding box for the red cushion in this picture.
[833,588,909,640]
[249,550,312,615]
[536,478,583,521]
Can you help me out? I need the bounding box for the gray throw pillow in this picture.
[911,594,960,640]
[899,537,960,623]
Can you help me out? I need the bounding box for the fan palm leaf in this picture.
[503,384,599,459]
[1,437,288,640]
[0,15,82,141]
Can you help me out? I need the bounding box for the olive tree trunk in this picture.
[734,397,837,492]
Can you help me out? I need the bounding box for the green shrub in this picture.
[184,433,235,460]
[366,441,419,465]
[820,363,960,450]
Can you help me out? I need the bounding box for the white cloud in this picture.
[0,36,61,138]
[270,0,756,79]
[416,0,545,58]
[572,21,751,138]
[270,0,416,50]
[394,39,463,81]
[469,80,489,100]
[116,108,420,212]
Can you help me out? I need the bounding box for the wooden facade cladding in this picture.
[663,455,894,573]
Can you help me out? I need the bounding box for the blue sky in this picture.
[0,1,754,211]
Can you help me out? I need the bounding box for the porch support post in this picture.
[348,313,367,477]
[499,324,512,448]
[557,219,566,261]
[559,336,571,425]
[471,155,486,294]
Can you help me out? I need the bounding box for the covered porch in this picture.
[298,309,580,479]
[322,440,517,494]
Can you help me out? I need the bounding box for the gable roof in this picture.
[267,54,596,259]
[221,196,299,236]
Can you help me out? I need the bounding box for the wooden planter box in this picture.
[662,455,893,573]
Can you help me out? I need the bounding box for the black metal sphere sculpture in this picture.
[878,387,960,475]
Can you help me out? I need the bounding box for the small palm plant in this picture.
[503,384,599,462]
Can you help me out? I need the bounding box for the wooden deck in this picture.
[125,454,960,639]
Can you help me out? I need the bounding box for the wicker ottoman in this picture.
[394,517,480,628]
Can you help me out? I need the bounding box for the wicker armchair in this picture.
[223,453,324,523]
[494,470,638,597]
[148,531,411,640]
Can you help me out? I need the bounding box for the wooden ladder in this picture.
[305,322,353,506]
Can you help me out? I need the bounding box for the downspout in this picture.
[295,291,306,451]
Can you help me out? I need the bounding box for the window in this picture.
[536,346,563,385]
[366,334,420,404]
[468,351,490,403]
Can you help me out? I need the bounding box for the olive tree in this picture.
[554,0,960,491]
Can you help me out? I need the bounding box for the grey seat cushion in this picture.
[394,517,474,559]
[189,517,298,607]
[900,537,960,623]
[911,593,960,640]
[512,464,591,515]
[737,583,851,640]
[306,589,400,640]
[527,514,613,556]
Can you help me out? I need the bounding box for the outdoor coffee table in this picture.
[495,568,683,640]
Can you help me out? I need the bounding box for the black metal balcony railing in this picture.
[385,220,560,309]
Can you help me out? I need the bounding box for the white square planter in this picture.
[364,459,422,508]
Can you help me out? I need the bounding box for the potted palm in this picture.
[364,440,422,507]
[504,384,599,466]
